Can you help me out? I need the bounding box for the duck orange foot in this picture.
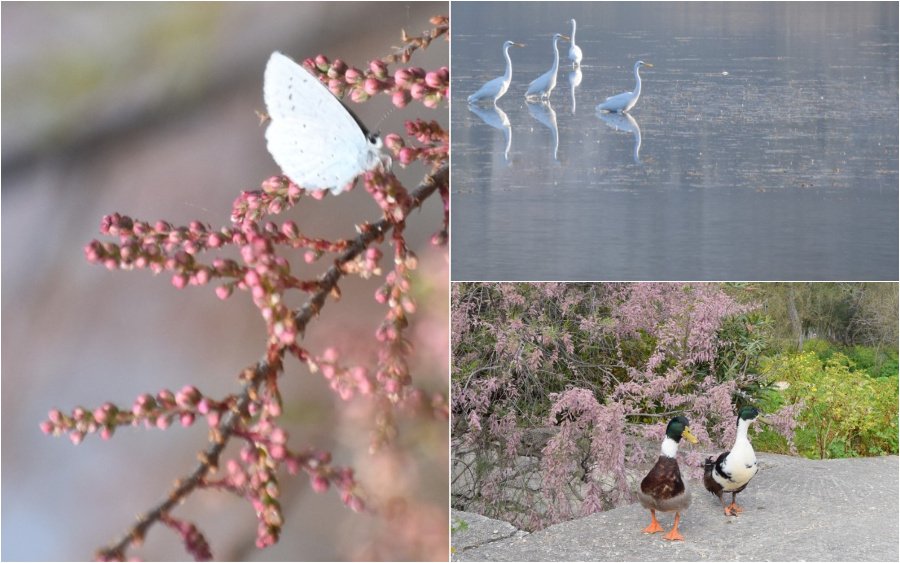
[662,512,685,541]
[725,502,744,516]
[642,510,664,534]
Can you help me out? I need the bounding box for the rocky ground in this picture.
[452,453,899,562]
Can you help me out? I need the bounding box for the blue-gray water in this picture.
[451,1,899,280]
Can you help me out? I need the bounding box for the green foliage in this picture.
[764,351,899,459]
[845,346,899,379]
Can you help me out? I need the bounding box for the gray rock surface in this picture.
[452,453,899,561]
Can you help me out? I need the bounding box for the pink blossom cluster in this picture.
[305,55,448,108]
[452,283,799,531]
[159,515,212,562]
[309,347,375,401]
[213,427,363,549]
[40,385,223,444]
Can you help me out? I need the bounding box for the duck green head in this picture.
[666,416,699,444]
[739,405,772,426]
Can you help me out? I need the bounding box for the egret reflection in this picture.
[526,101,559,161]
[469,103,513,163]
[597,111,642,164]
[567,66,583,114]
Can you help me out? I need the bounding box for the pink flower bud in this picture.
[410,83,427,99]
[394,68,413,87]
[281,221,299,239]
[383,133,404,151]
[363,77,382,96]
[423,95,440,109]
[244,269,261,287]
[171,274,187,289]
[311,475,329,493]
[425,68,448,88]
[327,59,347,77]
[392,89,411,108]
[368,59,387,77]
[398,147,418,166]
[215,285,232,300]
[327,79,345,97]
[350,87,369,103]
[344,67,362,84]
[39,421,54,435]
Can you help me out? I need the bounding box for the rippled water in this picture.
[451,1,899,280]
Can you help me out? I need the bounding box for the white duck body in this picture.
[710,416,758,491]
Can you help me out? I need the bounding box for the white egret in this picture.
[525,33,570,101]
[596,60,653,113]
[568,19,583,67]
[467,40,525,104]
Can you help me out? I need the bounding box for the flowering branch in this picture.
[42,16,448,561]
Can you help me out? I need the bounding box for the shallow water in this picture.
[451,1,899,281]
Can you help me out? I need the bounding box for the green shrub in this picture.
[764,351,899,459]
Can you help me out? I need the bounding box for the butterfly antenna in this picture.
[374,106,397,132]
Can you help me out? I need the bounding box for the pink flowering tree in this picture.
[452,283,799,530]
[41,17,449,561]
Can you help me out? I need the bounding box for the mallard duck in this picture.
[703,406,770,516]
[637,416,698,541]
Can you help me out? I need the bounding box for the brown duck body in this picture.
[637,455,692,513]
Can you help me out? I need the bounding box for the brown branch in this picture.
[96,164,447,561]
[382,17,449,64]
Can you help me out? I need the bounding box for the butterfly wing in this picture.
[263,52,380,193]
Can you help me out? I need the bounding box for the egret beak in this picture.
[560,35,572,41]
[514,42,526,48]
[644,63,654,68]
[682,427,699,444]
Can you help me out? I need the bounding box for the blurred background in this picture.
[2,2,448,560]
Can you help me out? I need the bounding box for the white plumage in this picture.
[264,51,383,194]
[596,60,653,113]
[468,40,525,104]
[525,33,571,101]
[568,19,583,67]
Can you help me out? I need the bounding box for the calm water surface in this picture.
[451,2,899,280]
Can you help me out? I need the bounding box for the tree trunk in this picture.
[787,286,803,351]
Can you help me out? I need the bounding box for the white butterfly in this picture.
[264,51,384,194]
